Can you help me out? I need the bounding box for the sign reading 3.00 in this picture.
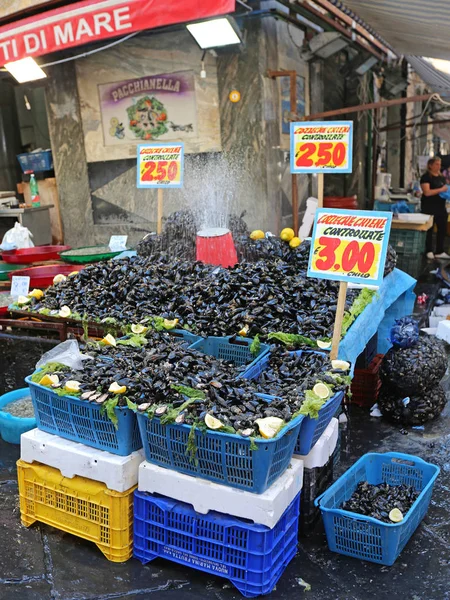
[307,209,392,287]
[137,142,184,188]
[290,121,353,174]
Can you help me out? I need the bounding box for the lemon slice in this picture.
[68,271,79,277]
[280,227,294,242]
[389,508,404,523]
[313,383,330,400]
[205,414,224,430]
[131,324,147,334]
[331,360,350,371]
[53,274,67,284]
[101,333,117,346]
[65,380,81,392]
[108,381,127,394]
[59,306,71,318]
[238,325,249,337]
[17,295,31,306]
[28,289,44,300]
[39,374,59,386]
[289,236,301,248]
[255,417,284,439]
[317,340,331,349]
[163,318,179,330]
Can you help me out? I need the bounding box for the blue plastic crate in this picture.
[169,328,202,346]
[17,150,53,173]
[136,409,304,493]
[241,350,345,456]
[25,376,142,456]
[0,388,37,444]
[134,490,300,597]
[315,452,439,566]
[189,335,270,367]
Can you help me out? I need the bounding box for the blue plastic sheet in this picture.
[338,268,417,364]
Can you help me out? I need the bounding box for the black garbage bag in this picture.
[380,335,447,395]
[378,384,446,425]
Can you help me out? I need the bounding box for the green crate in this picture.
[389,229,426,255]
[395,253,422,279]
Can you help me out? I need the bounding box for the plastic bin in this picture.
[136,410,304,494]
[350,354,383,408]
[133,490,300,597]
[17,150,53,173]
[389,228,426,255]
[300,454,334,535]
[18,460,135,562]
[355,333,378,369]
[26,376,142,456]
[0,388,36,444]
[189,335,270,367]
[315,452,440,565]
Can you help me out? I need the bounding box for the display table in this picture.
[0,205,54,246]
[390,215,433,231]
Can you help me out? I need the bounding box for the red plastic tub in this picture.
[7,264,84,288]
[323,196,358,210]
[1,245,71,264]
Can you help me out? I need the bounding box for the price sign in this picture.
[11,276,30,299]
[109,235,128,251]
[290,121,353,174]
[137,142,184,188]
[307,209,392,286]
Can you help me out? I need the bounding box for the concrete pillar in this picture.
[45,62,95,246]
[0,81,22,192]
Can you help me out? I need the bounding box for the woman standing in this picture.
[420,157,450,259]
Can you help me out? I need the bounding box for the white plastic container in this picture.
[20,429,144,492]
[436,319,450,344]
[432,305,450,317]
[429,315,445,328]
[138,457,304,529]
[296,418,339,468]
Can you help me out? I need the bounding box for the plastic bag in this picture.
[0,222,34,250]
[389,316,419,349]
[36,340,92,371]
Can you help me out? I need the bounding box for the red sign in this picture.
[0,0,235,66]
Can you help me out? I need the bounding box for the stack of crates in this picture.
[351,354,384,408]
[389,228,426,279]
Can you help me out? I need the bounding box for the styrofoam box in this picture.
[138,457,304,529]
[20,429,144,492]
[432,305,450,317]
[296,417,339,469]
[436,319,450,344]
[429,315,446,328]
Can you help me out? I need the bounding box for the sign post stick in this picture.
[330,281,348,360]
[317,173,324,208]
[157,188,163,234]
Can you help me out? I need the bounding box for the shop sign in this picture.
[307,209,392,286]
[0,0,235,67]
[137,142,184,188]
[11,276,30,299]
[290,120,353,174]
[99,71,196,146]
[109,235,128,251]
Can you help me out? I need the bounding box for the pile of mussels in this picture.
[33,333,349,437]
[342,481,419,523]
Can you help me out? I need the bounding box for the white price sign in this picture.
[109,235,128,251]
[11,276,30,299]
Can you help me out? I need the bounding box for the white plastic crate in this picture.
[20,429,144,492]
[436,319,450,344]
[296,418,339,469]
[138,457,304,529]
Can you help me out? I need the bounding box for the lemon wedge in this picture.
[131,324,147,334]
[331,360,350,371]
[250,230,265,240]
[68,271,79,277]
[205,414,224,430]
[238,325,249,337]
[65,380,81,393]
[53,274,67,284]
[28,289,44,300]
[101,333,117,346]
[389,508,404,523]
[17,295,31,306]
[163,318,179,330]
[255,417,284,439]
[313,383,330,400]
[317,340,331,349]
[289,236,301,248]
[59,306,71,318]
[280,228,295,242]
[108,381,127,394]
[39,374,59,386]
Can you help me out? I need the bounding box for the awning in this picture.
[406,56,450,98]
[0,0,235,67]
[335,0,450,60]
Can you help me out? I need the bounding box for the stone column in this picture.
[45,62,95,246]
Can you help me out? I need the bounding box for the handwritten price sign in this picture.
[137,142,184,188]
[290,121,353,174]
[307,209,392,286]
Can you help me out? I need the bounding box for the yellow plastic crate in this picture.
[17,460,135,562]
